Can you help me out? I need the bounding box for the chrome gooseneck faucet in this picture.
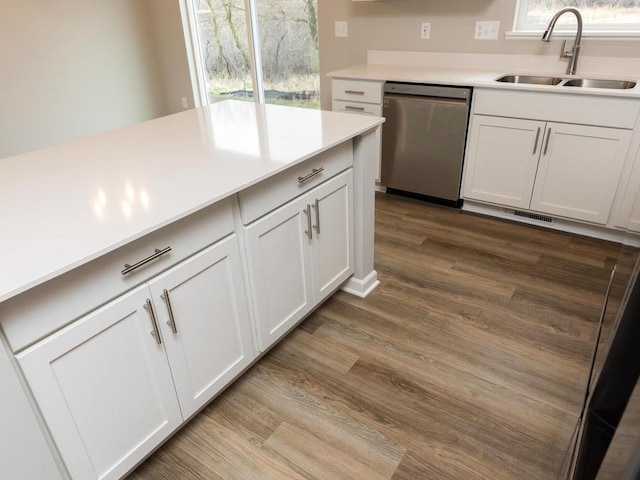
[541,7,583,75]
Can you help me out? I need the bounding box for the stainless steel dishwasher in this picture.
[381,82,472,207]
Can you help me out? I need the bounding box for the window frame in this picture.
[178,0,265,107]
[509,0,640,39]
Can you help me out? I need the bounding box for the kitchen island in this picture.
[0,100,383,480]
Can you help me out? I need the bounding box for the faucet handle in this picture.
[560,39,572,58]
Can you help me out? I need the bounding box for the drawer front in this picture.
[473,88,640,129]
[239,140,353,225]
[0,199,234,352]
[332,100,383,117]
[332,79,384,104]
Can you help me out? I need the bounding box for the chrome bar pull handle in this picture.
[543,128,552,155]
[345,105,366,111]
[161,289,178,334]
[122,246,172,275]
[344,90,365,95]
[144,299,162,345]
[533,127,541,155]
[312,199,320,234]
[304,204,313,240]
[298,167,324,184]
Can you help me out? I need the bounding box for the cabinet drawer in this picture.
[473,89,640,129]
[238,140,353,224]
[0,199,234,352]
[332,79,384,104]
[332,100,383,116]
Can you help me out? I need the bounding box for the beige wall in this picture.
[148,0,195,114]
[0,1,189,159]
[318,0,640,108]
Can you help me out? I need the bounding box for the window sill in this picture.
[506,30,640,41]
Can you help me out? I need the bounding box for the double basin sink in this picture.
[496,74,636,90]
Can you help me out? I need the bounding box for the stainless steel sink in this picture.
[495,74,637,90]
[562,78,637,89]
[496,74,563,85]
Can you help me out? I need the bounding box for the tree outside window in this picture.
[515,0,640,32]
[192,0,319,109]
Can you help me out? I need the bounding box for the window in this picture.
[513,0,640,34]
[182,0,319,109]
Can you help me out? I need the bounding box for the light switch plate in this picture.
[335,21,348,38]
[474,21,500,40]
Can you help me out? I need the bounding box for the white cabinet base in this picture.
[17,285,183,480]
[341,270,380,298]
[462,200,640,247]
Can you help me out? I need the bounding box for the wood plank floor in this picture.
[129,193,634,480]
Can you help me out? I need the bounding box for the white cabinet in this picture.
[245,169,354,352]
[530,123,630,224]
[17,285,183,480]
[331,78,384,182]
[147,236,254,419]
[463,89,636,226]
[465,117,630,224]
[17,235,254,480]
[0,341,64,480]
[464,116,543,209]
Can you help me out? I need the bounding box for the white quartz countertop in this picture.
[0,100,383,302]
[328,63,640,99]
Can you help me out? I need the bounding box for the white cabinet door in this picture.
[245,170,354,352]
[531,123,631,224]
[463,115,544,209]
[244,194,314,352]
[17,285,182,480]
[310,169,354,302]
[148,236,255,419]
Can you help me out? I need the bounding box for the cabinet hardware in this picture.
[161,289,178,334]
[543,128,552,155]
[312,199,320,234]
[345,106,366,111]
[533,127,541,155]
[344,90,365,95]
[298,167,324,184]
[122,247,172,275]
[304,204,313,240]
[144,299,162,344]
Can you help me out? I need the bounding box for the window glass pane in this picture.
[519,0,640,30]
[193,0,255,103]
[255,0,320,109]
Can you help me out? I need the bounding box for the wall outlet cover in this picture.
[421,22,431,40]
[335,21,348,38]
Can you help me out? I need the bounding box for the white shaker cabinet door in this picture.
[310,169,354,302]
[530,123,631,224]
[148,236,255,419]
[463,115,544,209]
[17,285,182,480]
[244,194,314,352]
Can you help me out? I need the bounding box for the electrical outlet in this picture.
[181,97,188,109]
[420,22,431,40]
[474,21,500,40]
[335,21,348,38]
